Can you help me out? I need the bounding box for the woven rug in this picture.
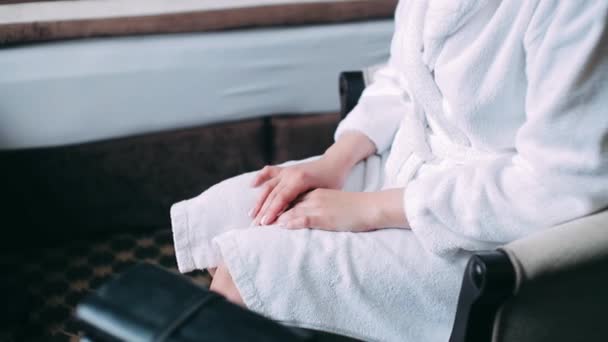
[1,229,210,342]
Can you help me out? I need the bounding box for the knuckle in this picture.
[297,170,309,181]
[303,216,312,227]
[290,170,305,182]
[274,193,286,204]
[304,215,315,227]
[263,165,278,175]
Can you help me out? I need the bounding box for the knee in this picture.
[210,264,245,307]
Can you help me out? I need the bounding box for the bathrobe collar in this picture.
[423,0,490,70]
[385,0,492,186]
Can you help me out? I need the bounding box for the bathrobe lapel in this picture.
[384,0,490,187]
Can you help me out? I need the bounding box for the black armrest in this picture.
[449,251,516,342]
[339,71,366,119]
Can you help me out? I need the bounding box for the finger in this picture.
[277,206,303,226]
[250,178,279,219]
[272,188,316,224]
[261,181,307,225]
[275,205,289,220]
[255,180,288,225]
[284,191,320,212]
[251,166,280,187]
[276,207,296,226]
[284,216,315,230]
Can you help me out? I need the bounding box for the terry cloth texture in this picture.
[171,153,470,341]
[335,0,608,256]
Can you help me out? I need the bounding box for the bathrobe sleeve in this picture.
[404,2,608,255]
[334,1,410,153]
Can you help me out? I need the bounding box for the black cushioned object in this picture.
[339,71,366,119]
[75,263,360,342]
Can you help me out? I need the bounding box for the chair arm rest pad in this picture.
[499,209,608,291]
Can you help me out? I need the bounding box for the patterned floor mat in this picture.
[1,229,210,342]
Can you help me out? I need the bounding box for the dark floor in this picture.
[1,229,211,342]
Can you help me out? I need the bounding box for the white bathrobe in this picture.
[171,1,608,341]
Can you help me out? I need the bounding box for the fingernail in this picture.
[248,209,254,218]
[261,215,268,225]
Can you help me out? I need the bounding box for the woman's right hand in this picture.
[249,156,348,226]
[249,131,377,226]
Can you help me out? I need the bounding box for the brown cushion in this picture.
[271,112,340,164]
[0,0,398,45]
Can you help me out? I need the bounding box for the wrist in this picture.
[321,149,357,176]
[314,155,351,189]
[364,189,409,229]
[323,131,376,174]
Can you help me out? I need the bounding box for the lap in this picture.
[172,151,465,340]
[172,152,388,270]
[213,226,467,341]
[199,152,385,229]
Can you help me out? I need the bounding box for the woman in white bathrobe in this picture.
[171,1,608,341]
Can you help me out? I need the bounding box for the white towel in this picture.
[172,153,470,341]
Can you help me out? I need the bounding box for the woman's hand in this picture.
[276,188,409,231]
[251,131,377,226]
[250,157,349,225]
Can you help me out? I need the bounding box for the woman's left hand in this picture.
[276,188,409,232]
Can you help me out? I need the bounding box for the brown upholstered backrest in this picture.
[0,113,340,250]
